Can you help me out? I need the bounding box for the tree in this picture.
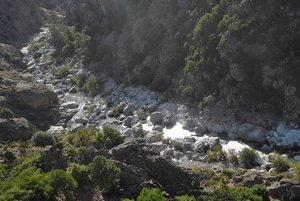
[71,163,90,186]
[137,188,166,201]
[88,155,121,193]
[31,131,56,147]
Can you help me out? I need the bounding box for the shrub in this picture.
[71,163,90,186]
[28,40,42,53]
[54,65,70,77]
[175,195,196,201]
[66,145,82,158]
[222,168,234,179]
[271,153,290,173]
[136,188,166,201]
[31,131,56,147]
[0,106,14,118]
[84,74,99,95]
[66,129,97,147]
[96,126,121,148]
[293,163,300,181]
[49,169,78,200]
[173,141,183,151]
[88,155,121,193]
[239,148,258,169]
[206,145,227,162]
[226,149,239,164]
[153,134,163,142]
[3,149,16,163]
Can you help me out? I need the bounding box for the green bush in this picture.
[226,149,239,164]
[239,148,258,169]
[66,145,82,158]
[293,163,300,181]
[84,74,99,95]
[31,131,56,147]
[66,129,97,147]
[175,195,196,201]
[71,163,89,186]
[49,169,78,200]
[0,106,14,118]
[88,155,121,193]
[173,141,183,151]
[28,40,42,53]
[222,168,234,179]
[96,126,121,148]
[206,145,227,162]
[271,153,290,173]
[137,188,166,201]
[54,65,70,77]
[3,149,16,163]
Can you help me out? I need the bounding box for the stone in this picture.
[136,110,148,120]
[40,146,66,172]
[74,117,88,124]
[33,51,42,59]
[194,141,208,153]
[123,116,135,128]
[237,123,267,143]
[148,104,157,113]
[132,123,144,137]
[281,130,300,148]
[68,86,77,93]
[70,123,84,133]
[122,128,133,137]
[268,179,300,201]
[47,125,64,135]
[153,125,163,132]
[89,114,97,124]
[243,174,263,188]
[61,101,79,109]
[150,112,164,124]
[123,102,135,116]
[163,115,176,125]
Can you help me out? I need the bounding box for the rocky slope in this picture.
[0,0,45,47]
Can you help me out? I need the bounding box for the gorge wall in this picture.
[65,0,300,128]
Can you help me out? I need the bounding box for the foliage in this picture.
[0,106,14,118]
[136,188,166,201]
[88,155,121,193]
[54,65,70,77]
[3,149,16,163]
[226,149,239,164]
[221,168,234,179]
[31,131,56,147]
[66,145,82,158]
[270,153,290,173]
[173,141,183,151]
[49,169,78,200]
[199,184,269,201]
[66,128,97,147]
[153,134,164,142]
[84,74,99,95]
[239,148,258,169]
[28,40,42,53]
[2,51,18,63]
[206,145,227,162]
[41,53,52,63]
[175,195,196,201]
[198,93,216,110]
[96,126,121,148]
[293,163,300,181]
[71,163,90,186]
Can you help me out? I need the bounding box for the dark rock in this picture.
[41,145,67,172]
[0,118,36,141]
[243,174,264,188]
[109,138,197,197]
[268,179,300,201]
[33,51,42,59]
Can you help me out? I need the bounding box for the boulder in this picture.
[153,125,163,132]
[123,102,135,116]
[163,115,176,125]
[150,112,164,124]
[61,101,79,109]
[33,51,42,59]
[268,179,300,201]
[123,116,135,128]
[237,123,267,143]
[0,118,36,141]
[281,130,300,148]
[40,145,67,172]
[136,110,148,120]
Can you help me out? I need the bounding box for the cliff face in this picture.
[66,0,300,125]
[0,0,44,47]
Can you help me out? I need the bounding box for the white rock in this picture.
[61,101,79,109]
[281,130,300,148]
[237,123,267,143]
[150,112,164,124]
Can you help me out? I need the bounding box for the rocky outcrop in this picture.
[268,179,300,201]
[109,138,199,198]
[0,0,44,47]
[0,82,59,129]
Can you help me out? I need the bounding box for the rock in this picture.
[61,101,79,109]
[207,137,221,150]
[123,116,135,128]
[243,174,264,188]
[106,110,114,117]
[0,118,36,141]
[174,150,184,160]
[136,110,148,120]
[148,104,157,113]
[89,114,97,124]
[153,125,163,132]
[40,145,66,172]
[163,115,176,125]
[268,179,300,201]
[237,123,267,143]
[110,138,194,197]
[70,123,84,133]
[132,123,144,137]
[33,51,42,59]
[68,86,77,93]
[194,141,208,153]
[150,112,164,124]
[74,117,88,124]
[261,144,272,152]
[122,128,133,137]
[47,125,64,135]
[281,130,300,148]
[123,102,135,116]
